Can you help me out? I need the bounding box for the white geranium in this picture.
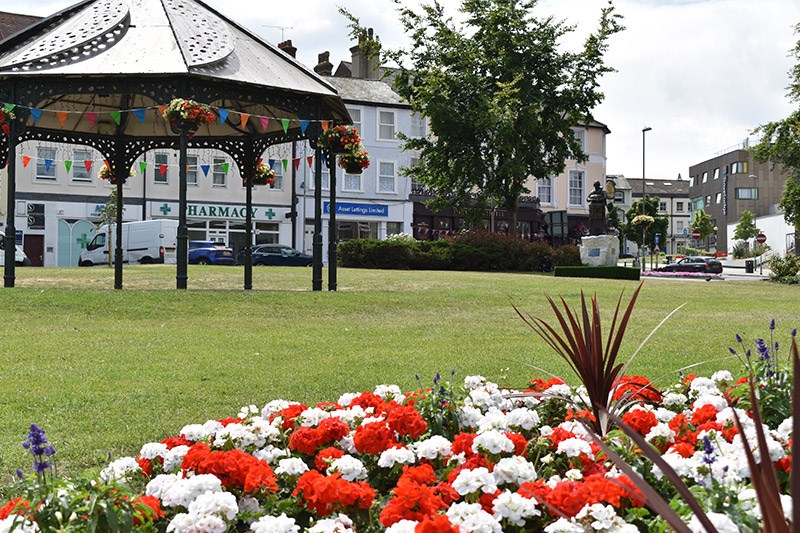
[336,393,359,407]
[458,405,484,428]
[384,520,419,532]
[692,394,728,411]
[330,406,367,427]
[452,467,498,495]
[544,517,584,532]
[446,502,502,533]
[688,377,720,398]
[167,513,227,533]
[478,408,510,432]
[688,512,740,533]
[556,438,592,458]
[645,423,675,444]
[155,474,223,509]
[187,491,238,521]
[275,457,310,476]
[100,457,141,482]
[261,399,293,418]
[711,370,734,384]
[662,392,688,408]
[472,430,514,455]
[492,456,537,486]
[411,435,452,460]
[307,514,355,533]
[505,407,541,431]
[373,384,404,402]
[298,408,331,427]
[0,516,39,533]
[464,375,487,389]
[139,442,168,460]
[492,490,540,527]
[378,447,416,468]
[250,513,300,533]
[253,446,290,465]
[329,455,368,481]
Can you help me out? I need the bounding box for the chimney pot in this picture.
[314,51,333,76]
[278,39,297,58]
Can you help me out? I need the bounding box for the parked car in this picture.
[238,244,313,266]
[0,231,32,266]
[188,241,236,265]
[658,256,722,274]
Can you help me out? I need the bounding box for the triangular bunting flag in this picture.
[280,118,290,133]
[85,112,97,127]
[132,109,146,124]
[268,159,276,169]
[321,120,330,131]
[306,155,314,168]
[104,159,109,168]
[185,165,190,174]
[139,161,147,173]
[282,159,289,172]
[64,160,72,173]
[260,117,269,130]
[158,105,168,117]
[240,113,250,128]
[200,164,210,176]
[300,120,309,135]
[84,160,94,172]
[30,108,42,124]
[218,109,230,124]
[159,164,168,177]
[3,103,15,113]
[110,112,121,125]
[56,111,68,127]
[221,162,229,174]
[22,155,31,168]
[45,159,53,172]
[257,157,263,166]
[293,158,301,170]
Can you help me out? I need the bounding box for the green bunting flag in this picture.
[221,162,230,174]
[283,159,289,172]
[64,160,72,173]
[3,103,15,113]
[110,111,121,125]
[280,118,290,133]
[139,161,148,173]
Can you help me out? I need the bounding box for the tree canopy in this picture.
[690,209,715,241]
[733,209,760,242]
[346,0,624,233]
[622,196,668,250]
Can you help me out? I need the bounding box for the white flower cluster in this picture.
[146,473,222,509]
[99,457,141,482]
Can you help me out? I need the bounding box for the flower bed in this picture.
[2,356,795,532]
[642,270,722,280]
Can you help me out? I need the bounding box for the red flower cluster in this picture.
[353,420,398,455]
[133,494,164,525]
[520,474,643,518]
[181,442,278,493]
[0,109,10,135]
[380,466,449,527]
[612,375,662,403]
[0,497,28,520]
[289,417,351,454]
[293,470,375,516]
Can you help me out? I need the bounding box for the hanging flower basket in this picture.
[163,98,216,137]
[632,214,654,227]
[0,107,14,135]
[98,164,135,185]
[319,125,361,154]
[246,162,276,187]
[338,144,370,175]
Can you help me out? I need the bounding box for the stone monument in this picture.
[579,180,620,266]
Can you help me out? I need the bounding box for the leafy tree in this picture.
[96,189,119,267]
[752,23,800,252]
[342,0,624,234]
[622,196,668,251]
[733,209,760,242]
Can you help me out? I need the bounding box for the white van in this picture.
[79,220,179,266]
[0,231,31,266]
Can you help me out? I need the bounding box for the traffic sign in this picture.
[756,233,767,244]
[692,229,701,240]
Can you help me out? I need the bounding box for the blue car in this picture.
[188,241,236,265]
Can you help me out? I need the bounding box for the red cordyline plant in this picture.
[514,281,680,435]
[584,334,800,533]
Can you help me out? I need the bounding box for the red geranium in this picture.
[621,409,658,436]
[353,421,398,455]
[294,470,375,516]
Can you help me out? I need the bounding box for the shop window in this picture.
[36,147,57,180]
[387,221,404,235]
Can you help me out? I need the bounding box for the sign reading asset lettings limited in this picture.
[323,202,388,217]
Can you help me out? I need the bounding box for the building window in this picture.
[689,176,695,187]
[378,161,396,192]
[702,171,708,183]
[614,191,624,203]
[212,157,227,186]
[310,166,330,190]
[736,187,759,200]
[713,168,719,180]
[255,222,280,245]
[410,113,426,138]
[36,147,57,180]
[154,152,169,183]
[537,176,553,204]
[72,148,93,182]
[705,195,712,205]
[676,201,684,212]
[568,170,585,206]
[187,155,198,186]
[347,107,362,134]
[378,110,395,140]
[715,192,722,204]
[337,221,378,240]
[387,221,404,235]
[573,128,586,153]
[659,201,667,212]
[343,172,362,191]
[270,162,284,190]
[677,220,685,233]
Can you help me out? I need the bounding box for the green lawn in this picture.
[1,265,798,480]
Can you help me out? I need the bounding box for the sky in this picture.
[10,0,800,182]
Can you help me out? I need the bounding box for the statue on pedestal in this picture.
[586,181,608,236]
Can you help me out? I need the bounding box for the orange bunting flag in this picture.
[293,158,301,170]
[306,155,314,168]
[159,164,168,177]
[321,120,330,132]
[240,113,250,129]
[258,157,263,166]
[56,111,68,127]
[104,160,109,169]
[22,155,31,168]
[158,105,168,117]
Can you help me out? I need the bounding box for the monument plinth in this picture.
[579,235,620,267]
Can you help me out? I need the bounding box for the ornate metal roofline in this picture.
[0,1,91,49]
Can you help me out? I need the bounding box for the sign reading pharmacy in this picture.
[153,202,284,221]
[324,202,388,217]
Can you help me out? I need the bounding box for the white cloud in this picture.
[5,0,800,182]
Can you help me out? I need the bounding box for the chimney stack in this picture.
[314,51,333,76]
[350,28,380,80]
[278,40,297,58]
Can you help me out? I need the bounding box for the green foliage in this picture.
[551,245,582,267]
[370,0,623,231]
[733,210,760,242]
[554,266,641,280]
[622,197,669,248]
[768,254,800,284]
[690,209,716,240]
[97,189,119,268]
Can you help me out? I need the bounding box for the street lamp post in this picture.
[641,127,652,272]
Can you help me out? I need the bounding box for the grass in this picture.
[1,265,798,481]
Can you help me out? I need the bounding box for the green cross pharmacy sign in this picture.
[154,202,283,221]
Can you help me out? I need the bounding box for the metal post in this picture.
[641,127,652,272]
[114,172,124,289]
[328,153,337,291]
[290,141,297,249]
[176,129,188,289]
[312,143,323,291]
[4,93,17,288]
[244,151,253,291]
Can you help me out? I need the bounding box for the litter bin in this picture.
[665,256,672,264]
[745,259,754,273]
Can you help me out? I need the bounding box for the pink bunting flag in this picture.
[260,117,269,130]
[85,112,97,127]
